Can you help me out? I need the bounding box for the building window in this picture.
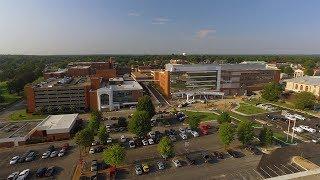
[295,84,298,89]
[305,86,309,91]
[300,85,303,91]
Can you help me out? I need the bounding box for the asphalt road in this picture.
[0,140,78,180]
[144,83,170,107]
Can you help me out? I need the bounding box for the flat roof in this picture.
[165,63,220,72]
[36,114,78,134]
[32,77,90,88]
[285,76,320,86]
[220,63,267,70]
[110,81,143,91]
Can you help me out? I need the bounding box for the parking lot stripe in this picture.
[281,164,294,173]
[273,165,286,175]
[266,165,279,176]
[252,169,265,179]
[288,163,301,172]
[260,167,272,178]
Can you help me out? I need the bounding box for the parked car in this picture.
[9,156,20,165]
[213,151,224,159]
[91,140,99,146]
[18,151,30,163]
[36,167,47,177]
[148,131,156,139]
[245,146,261,155]
[135,164,143,175]
[185,127,192,133]
[227,149,242,158]
[142,163,149,172]
[202,153,212,163]
[17,169,30,180]
[179,133,187,140]
[169,135,176,142]
[120,135,127,143]
[190,131,199,137]
[95,146,104,153]
[89,147,95,154]
[58,149,66,157]
[50,151,59,158]
[48,145,55,152]
[7,171,19,180]
[200,125,210,135]
[179,127,186,134]
[185,155,195,165]
[42,150,51,159]
[25,151,35,162]
[157,161,165,170]
[62,143,69,150]
[172,159,182,167]
[91,160,98,172]
[107,137,112,144]
[129,140,135,148]
[45,166,55,177]
[148,138,154,145]
[142,139,148,146]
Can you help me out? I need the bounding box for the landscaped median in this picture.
[182,110,219,122]
[235,102,267,115]
[9,109,47,121]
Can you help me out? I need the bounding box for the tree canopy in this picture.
[97,125,109,145]
[261,82,283,102]
[102,144,126,167]
[157,136,174,157]
[188,115,201,130]
[293,92,316,110]
[218,123,235,149]
[128,110,152,137]
[218,112,232,124]
[237,121,254,146]
[136,95,155,118]
[74,128,94,148]
[259,127,274,146]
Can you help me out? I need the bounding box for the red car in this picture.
[62,143,69,150]
[199,124,210,135]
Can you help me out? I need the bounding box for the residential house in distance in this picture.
[294,69,304,78]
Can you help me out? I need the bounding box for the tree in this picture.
[218,123,235,149]
[98,125,109,145]
[218,112,231,124]
[91,110,103,122]
[259,128,274,146]
[304,68,314,76]
[261,82,283,102]
[87,118,100,134]
[102,144,126,167]
[136,95,155,118]
[128,110,152,137]
[188,115,201,130]
[293,92,316,110]
[0,89,4,103]
[237,121,254,146]
[74,128,94,152]
[283,66,294,76]
[157,136,174,157]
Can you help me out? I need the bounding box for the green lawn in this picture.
[0,81,21,104]
[9,109,47,121]
[273,132,297,144]
[228,111,261,127]
[236,103,267,115]
[183,110,219,122]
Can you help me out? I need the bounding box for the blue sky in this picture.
[0,0,320,55]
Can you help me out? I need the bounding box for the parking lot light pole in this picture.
[291,120,296,143]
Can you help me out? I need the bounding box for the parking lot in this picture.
[0,140,78,179]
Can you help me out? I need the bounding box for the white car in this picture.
[190,131,199,137]
[142,139,148,146]
[186,127,192,133]
[91,140,99,146]
[180,133,187,140]
[172,159,182,167]
[294,114,305,121]
[58,149,65,157]
[50,151,59,158]
[17,169,30,180]
[42,150,51,159]
[148,138,154,145]
[120,135,126,143]
[179,127,186,134]
[129,140,135,148]
[89,147,95,154]
[148,131,156,139]
[107,137,112,143]
[292,127,304,133]
[7,171,19,180]
[10,156,20,165]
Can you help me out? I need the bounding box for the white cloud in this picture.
[152,17,170,25]
[128,11,141,17]
[196,29,216,39]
